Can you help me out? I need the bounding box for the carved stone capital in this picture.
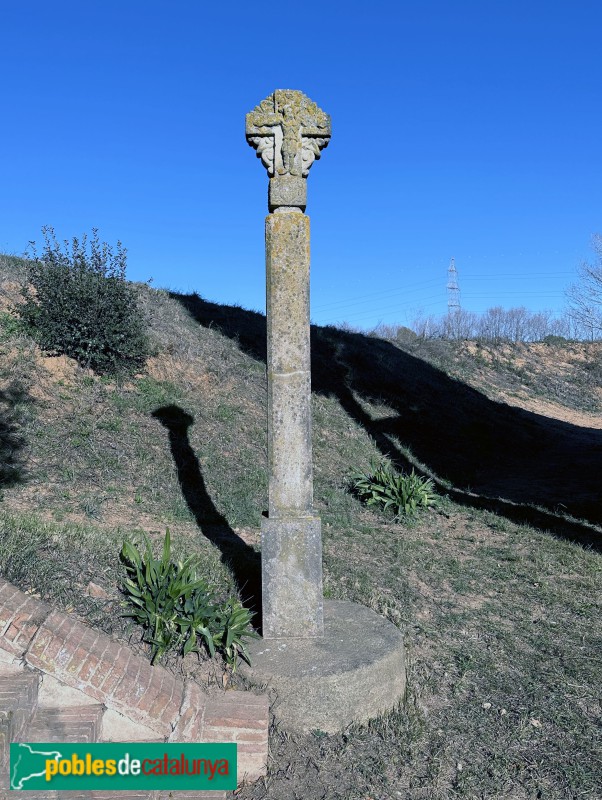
[246,90,331,182]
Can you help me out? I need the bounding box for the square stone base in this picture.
[260,516,323,639]
[269,175,306,211]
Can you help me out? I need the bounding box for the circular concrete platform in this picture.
[240,599,406,733]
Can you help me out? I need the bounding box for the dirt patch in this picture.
[456,341,602,412]
[495,389,602,429]
[145,354,216,391]
[0,280,24,311]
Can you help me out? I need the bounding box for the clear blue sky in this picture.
[2,1,601,329]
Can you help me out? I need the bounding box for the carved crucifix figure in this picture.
[246,89,331,211]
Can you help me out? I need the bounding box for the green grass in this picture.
[246,510,601,799]
[0,255,600,798]
[432,339,602,413]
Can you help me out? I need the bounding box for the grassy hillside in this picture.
[1,254,601,799]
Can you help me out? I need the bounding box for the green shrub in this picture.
[18,227,150,376]
[120,529,257,670]
[542,334,568,346]
[351,461,436,519]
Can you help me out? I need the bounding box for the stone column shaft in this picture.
[266,212,312,517]
[261,211,323,638]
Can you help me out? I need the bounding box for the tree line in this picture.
[370,235,602,343]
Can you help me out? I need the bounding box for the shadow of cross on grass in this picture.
[151,404,263,628]
[169,292,602,552]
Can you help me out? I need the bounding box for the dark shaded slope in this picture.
[171,293,601,547]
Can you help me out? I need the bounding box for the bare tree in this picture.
[477,306,505,342]
[567,234,602,341]
[442,308,478,340]
[410,306,575,342]
[412,312,442,339]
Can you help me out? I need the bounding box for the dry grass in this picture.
[0,254,600,798]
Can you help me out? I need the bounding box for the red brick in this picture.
[51,616,89,669]
[0,632,24,658]
[66,626,100,662]
[25,625,54,659]
[162,672,183,714]
[109,658,154,710]
[236,745,268,780]
[81,634,114,684]
[47,610,79,638]
[0,582,46,620]
[0,673,39,752]
[0,585,28,626]
[3,620,22,642]
[237,741,268,754]
[170,680,207,742]
[99,664,177,737]
[26,615,71,669]
[96,646,131,692]
[159,682,183,729]
[0,591,50,657]
[0,579,266,789]
[226,692,266,708]
[0,671,39,711]
[207,713,266,730]
[64,643,92,675]
[110,660,143,704]
[204,726,267,743]
[205,693,268,724]
[108,653,141,699]
[78,651,101,683]
[127,662,155,704]
[28,705,104,743]
[145,666,167,693]
[133,685,162,716]
[171,707,204,741]
[4,610,39,645]
[147,670,179,718]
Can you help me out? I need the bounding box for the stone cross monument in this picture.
[246,90,331,639]
[243,91,406,734]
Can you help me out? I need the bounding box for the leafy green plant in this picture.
[120,529,257,668]
[0,312,26,341]
[18,226,150,376]
[212,598,257,671]
[350,461,436,519]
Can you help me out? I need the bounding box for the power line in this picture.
[315,296,447,323]
[312,277,441,311]
[462,291,565,298]
[312,271,573,314]
[466,272,574,279]
[314,293,568,325]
